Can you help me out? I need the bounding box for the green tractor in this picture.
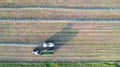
[32,41,55,56]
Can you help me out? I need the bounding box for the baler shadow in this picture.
[45,23,79,50]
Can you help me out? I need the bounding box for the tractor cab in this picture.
[32,41,55,55]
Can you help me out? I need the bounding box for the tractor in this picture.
[32,41,55,55]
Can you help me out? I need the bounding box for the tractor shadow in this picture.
[45,23,79,50]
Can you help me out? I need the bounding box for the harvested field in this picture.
[0,22,10,42]
[0,44,120,62]
[0,21,120,44]
[0,8,120,19]
[0,0,120,63]
[0,0,120,8]
[0,21,120,62]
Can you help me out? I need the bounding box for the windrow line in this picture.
[0,6,120,9]
[1,18,120,21]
